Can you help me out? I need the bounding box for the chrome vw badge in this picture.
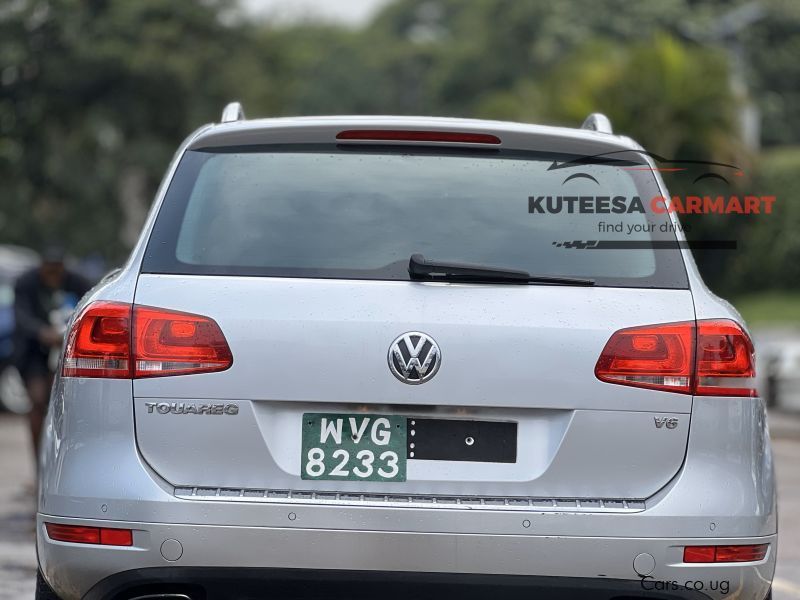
[388,332,441,385]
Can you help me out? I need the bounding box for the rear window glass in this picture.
[142,145,688,288]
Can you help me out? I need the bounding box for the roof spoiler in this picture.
[581,113,613,134]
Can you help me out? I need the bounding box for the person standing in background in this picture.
[13,245,90,469]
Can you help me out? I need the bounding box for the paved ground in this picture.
[772,422,800,599]
[1,413,799,599]
[0,415,36,598]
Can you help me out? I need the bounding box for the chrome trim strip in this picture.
[173,487,645,513]
[129,595,192,600]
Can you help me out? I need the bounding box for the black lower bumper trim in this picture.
[83,567,713,600]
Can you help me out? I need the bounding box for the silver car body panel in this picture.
[131,276,694,498]
[37,115,777,599]
[39,520,775,600]
[38,378,776,598]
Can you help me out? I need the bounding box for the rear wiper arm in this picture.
[408,254,595,286]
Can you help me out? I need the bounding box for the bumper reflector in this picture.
[683,544,768,563]
[45,523,133,546]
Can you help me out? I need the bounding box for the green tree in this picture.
[478,35,740,163]
[0,0,271,260]
[473,33,763,295]
[727,147,800,293]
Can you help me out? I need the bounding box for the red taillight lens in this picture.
[63,302,232,379]
[336,129,501,144]
[682,545,716,563]
[99,527,134,546]
[595,319,756,397]
[44,523,133,546]
[695,319,756,397]
[45,523,100,544]
[714,544,769,562]
[133,305,232,377]
[594,321,694,393]
[63,301,132,378]
[683,544,768,563]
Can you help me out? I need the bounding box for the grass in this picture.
[731,292,800,326]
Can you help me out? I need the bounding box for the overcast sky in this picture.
[241,0,392,26]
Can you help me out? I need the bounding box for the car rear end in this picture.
[37,115,776,600]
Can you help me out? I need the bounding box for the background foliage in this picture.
[1,0,798,295]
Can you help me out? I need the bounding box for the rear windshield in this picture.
[142,145,688,288]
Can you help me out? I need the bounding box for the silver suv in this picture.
[37,105,776,600]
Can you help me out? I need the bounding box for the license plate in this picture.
[301,413,407,482]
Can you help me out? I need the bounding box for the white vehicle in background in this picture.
[764,342,800,411]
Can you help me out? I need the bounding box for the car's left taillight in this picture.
[63,301,132,378]
[132,305,233,378]
[63,302,232,379]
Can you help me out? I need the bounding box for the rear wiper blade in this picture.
[408,254,595,286]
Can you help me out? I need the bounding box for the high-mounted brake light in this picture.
[595,319,756,396]
[63,302,232,379]
[336,129,501,144]
[45,523,133,546]
[683,544,768,563]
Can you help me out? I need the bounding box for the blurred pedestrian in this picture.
[13,245,90,469]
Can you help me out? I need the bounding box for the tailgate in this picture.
[132,274,694,499]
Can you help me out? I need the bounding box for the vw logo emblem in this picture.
[388,332,441,385]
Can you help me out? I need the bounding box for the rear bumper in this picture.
[38,513,776,600]
[39,380,778,599]
[79,567,762,600]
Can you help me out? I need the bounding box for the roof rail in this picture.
[581,113,613,134]
[220,101,245,123]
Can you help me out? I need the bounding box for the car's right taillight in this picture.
[694,319,756,397]
[594,321,695,394]
[595,319,756,397]
[683,543,768,563]
[63,302,232,379]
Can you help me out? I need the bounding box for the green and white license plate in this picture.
[301,413,407,482]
